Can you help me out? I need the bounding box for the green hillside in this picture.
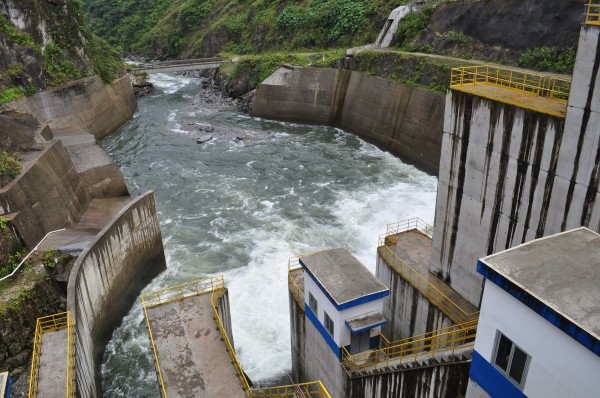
[82,0,406,57]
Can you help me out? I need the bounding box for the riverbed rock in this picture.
[197,135,213,144]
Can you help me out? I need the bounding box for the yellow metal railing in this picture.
[141,276,224,398]
[342,319,478,373]
[251,381,332,398]
[378,219,478,324]
[378,217,433,246]
[211,285,253,395]
[28,311,75,398]
[450,65,571,117]
[288,257,304,308]
[144,275,331,398]
[141,275,224,309]
[378,246,478,325]
[587,1,600,25]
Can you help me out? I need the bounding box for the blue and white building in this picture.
[467,227,600,398]
[299,248,390,358]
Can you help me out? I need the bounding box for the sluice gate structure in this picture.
[141,275,331,398]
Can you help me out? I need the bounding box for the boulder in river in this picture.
[197,134,213,144]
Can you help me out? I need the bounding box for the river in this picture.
[99,72,438,396]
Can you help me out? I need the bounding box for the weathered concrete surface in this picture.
[347,361,471,398]
[67,192,166,398]
[431,24,600,306]
[8,75,136,140]
[37,329,68,398]
[377,246,453,342]
[37,197,133,252]
[146,292,245,398]
[481,227,600,339]
[0,140,92,248]
[253,66,444,175]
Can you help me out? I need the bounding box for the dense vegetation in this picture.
[82,0,406,57]
[0,0,125,104]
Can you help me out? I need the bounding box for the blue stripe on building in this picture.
[478,260,600,357]
[470,350,527,398]
[305,303,340,358]
[300,261,389,311]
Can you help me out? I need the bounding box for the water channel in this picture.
[99,73,438,396]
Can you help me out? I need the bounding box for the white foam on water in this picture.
[149,73,197,94]
[223,157,437,383]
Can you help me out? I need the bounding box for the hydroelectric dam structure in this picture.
[22,2,600,398]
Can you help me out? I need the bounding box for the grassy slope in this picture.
[83,0,407,57]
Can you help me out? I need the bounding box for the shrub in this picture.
[394,8,433,50]
[519,47,576,73]
[0,88,24,105]
[0,152,21,179]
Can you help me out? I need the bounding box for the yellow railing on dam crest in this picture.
[450,65,570,118]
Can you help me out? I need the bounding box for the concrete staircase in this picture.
[346,0,427,56]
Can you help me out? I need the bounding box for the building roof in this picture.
[300,248,389,309]
[345,311,387,334]
[479,227,600,341]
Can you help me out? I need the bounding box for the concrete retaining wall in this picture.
[8,75,136,140]
[0,140,91,247]
[66,192,166,398]
[253,67,444,175]
[376,254,452,341]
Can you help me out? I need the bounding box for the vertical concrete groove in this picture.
[446,93,472,280]
[521,119,548,243]
[536,118,565,238]
[505,112,537,248]
[564,37,600,230]
[486,106,515,255]
[481,101,501,219]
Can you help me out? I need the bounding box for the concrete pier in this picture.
[37,329,68,398]
[145,293,245,398]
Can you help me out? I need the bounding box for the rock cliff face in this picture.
[0,0,124,100]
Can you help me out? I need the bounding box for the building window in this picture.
[493,331,530,389]
[324,311,334,337]
[308,292,318,314]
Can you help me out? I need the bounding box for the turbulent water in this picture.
[99,73,438,397]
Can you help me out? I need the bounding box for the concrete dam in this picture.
[11,6,600,398]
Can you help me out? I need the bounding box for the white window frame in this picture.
[492,330,531,390]
[324,311,334,337]
[308,292,318,314]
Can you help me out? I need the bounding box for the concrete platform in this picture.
[387,230,477,317]
[453,83,567,117]
[37,196,131,252]
[36,329,67,398]
[146,294,246,398]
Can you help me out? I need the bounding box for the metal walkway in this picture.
[28,312,75,398]
[132,58,225,74]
